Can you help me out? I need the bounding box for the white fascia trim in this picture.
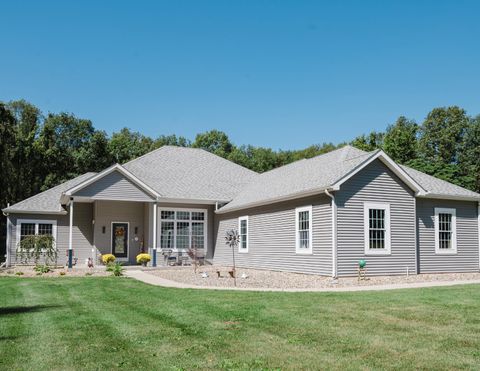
[332,150,426,195]
[159,197,230,205]
[2,209,67,215]
[238,216,249,253]
[216,188,328,215]
[295,205,313,255]
[363,202,391,255]
[416,193,480,202]
[64,164,160,200]
[434,207,457,255]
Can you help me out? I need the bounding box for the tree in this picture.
[350,131,384,152]
[108,127,153,164]
[36,112,97,189]
[458,115,480,192]
[193,130,233,157]
[383,116,418,163]
[418,106,469,164]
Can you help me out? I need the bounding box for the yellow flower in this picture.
[101,254,116,264]
[136,253,151,264]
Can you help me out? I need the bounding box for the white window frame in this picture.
[434,207,457,255]
[16,219,58,251]
[295,206,313,255]
[158,207,208,253]
[364,202,391,255]
[238,216,249,253]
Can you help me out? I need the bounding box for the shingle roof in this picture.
[400,165,480,199]
[218,146,373,213]
[3,172,97,214]
[218,145,480,213]
[4,144,480,215]
[123,146,258,201]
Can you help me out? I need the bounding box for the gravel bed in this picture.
[147,266,480,289]
[0,266,109,277]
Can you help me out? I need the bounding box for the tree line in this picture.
[1,100,479,259]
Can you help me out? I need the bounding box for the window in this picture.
[16,219,57,247]
[159,209,207,252]
[364,203,391,255]
[435,208,457,254]
[295,206,312,254]
[238,216,248,253]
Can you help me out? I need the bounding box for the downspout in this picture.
[325,189,337,278]
[478,202,480,272]
[3,204,11,267]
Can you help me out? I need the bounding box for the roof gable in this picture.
[64,164,160,201]
[72,169,156,202]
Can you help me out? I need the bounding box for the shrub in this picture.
[15,271,24,276]
[108,262,124,277]
[34,265,51,274]
[136,253,151,265]
[85,272,92,276]
[101,254,116,265]
[59,271,66,276]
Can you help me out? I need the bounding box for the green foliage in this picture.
[107,262,124,276]
[15,271,24,276]
[350,132,384,152]
[383,116,418,163]
[16,235,57,266]
[193,129,233,157]
[34,265,51,274]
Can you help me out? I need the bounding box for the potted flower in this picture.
[101,253,116,265]
[136,253,151,267]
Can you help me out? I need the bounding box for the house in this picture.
[3,145,480,276]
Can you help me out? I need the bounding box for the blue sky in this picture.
[1,1,479,150]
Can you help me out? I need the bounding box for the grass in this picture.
[0,277,479,370]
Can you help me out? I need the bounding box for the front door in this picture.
[112,223,128,258]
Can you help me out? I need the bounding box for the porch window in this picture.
[159,209,207,252]
[17,219,57,245]
[434,208,457,254]
[364,203,391,255]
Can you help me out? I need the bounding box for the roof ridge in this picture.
[122,145,170,166]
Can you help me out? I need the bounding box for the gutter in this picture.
[324,189,337,278]
[1,209,68,215]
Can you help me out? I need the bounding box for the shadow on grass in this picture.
[0,304,63,316]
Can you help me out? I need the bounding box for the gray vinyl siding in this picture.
[417,198,479,273]
[213,195,332,275]
[8,203,93,266]
[74,170,155,202]
[336,160,416,276]
[93,200,145,265]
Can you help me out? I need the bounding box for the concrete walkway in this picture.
[124,270,480,292]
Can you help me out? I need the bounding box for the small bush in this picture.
[108,262,124,277]
[101,254,116,265]
[34,265,51,274]
[15,271,24,276]
[136,253,151,265]
[59,271,66,276]
[85,272,92,276]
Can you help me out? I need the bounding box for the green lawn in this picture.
[0,278,479,370]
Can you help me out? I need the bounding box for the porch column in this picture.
[152,202,157,267]
[68,198,74,268]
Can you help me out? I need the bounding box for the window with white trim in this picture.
[435,208,457,254]
[238,216,248,253]
[295,206,312,254]
[159,209,206,251]
[17,219,57,247]
[364,203,391,255]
